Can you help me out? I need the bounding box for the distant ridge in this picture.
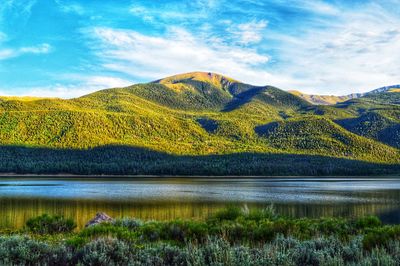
[290,84,400,105]
[288,90,357,105]
[366,84,400,94]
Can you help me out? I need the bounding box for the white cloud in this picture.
[229,20,268,45]
[0,0,37,25]
[0,49,14,59]
[0,43,52,60]
[0,32,7,42]
[296,1,340,16]
[21,85,92,99]
[54,0,85,15]
[20,43,51,54]
[87,2,400,95]
[0,76,134,99]
[89,26,271,85]
[268,3,400,95]
[84,76,133,89]
[129,0,219,23]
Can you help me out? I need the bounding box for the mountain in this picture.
[288,90,357,105]
[366,85,400,94]
[0,72,399,175]
[153,72,239,91]
[290,84,400,105]
[333,86,400,148]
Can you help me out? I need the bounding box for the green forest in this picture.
[0,72,399,175]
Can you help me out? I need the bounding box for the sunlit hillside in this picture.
[0,72,399,175]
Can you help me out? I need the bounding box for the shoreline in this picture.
[0,173,398,179]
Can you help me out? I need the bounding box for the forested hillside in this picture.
[0,72,399,175]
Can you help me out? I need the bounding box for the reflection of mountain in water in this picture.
[1,177,400,229]
[0,197,399,229]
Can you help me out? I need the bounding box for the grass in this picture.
[1,207,400,265]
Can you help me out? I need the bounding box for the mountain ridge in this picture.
[2,72,397,104]
[0,71,399,175]
[290,84,400,105]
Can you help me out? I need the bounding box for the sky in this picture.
[0,0,399,98]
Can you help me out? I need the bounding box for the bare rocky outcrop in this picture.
[85,212,114,227]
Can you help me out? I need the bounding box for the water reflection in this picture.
[0,177,399,228]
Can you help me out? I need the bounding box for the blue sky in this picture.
[0,0,399,97]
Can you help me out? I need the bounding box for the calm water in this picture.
[0,177,400,228]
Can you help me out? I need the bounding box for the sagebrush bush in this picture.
[112,218,143,230]
[77,238,133,266]
[26,214,76,234]
[0,236,71,265]
[0,235,399,265]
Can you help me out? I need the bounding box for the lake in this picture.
[0,177,400,228]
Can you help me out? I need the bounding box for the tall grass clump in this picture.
[25,214,76,234]
[214,205,243,221]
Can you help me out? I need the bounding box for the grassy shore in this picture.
[0,206,400,265]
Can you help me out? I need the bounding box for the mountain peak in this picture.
[153,72,239,90]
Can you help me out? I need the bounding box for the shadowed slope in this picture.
[0,145,398,176]
[255,117,399,163]
[336,112,400,148]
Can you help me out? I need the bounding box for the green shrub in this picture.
[246,205,277,221]
[363,226,400,250]
[162,222,186,243]
[141,223,161,241]
[214,205,242,221]
[66,236,87,248]
[26,214,76,234]
[272,218,294,237]
[77,224,137,244]
[253,221,275,241]
[355,216,382,229]
[183,221,209,241]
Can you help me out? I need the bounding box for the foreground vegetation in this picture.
[1,206,400,265]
